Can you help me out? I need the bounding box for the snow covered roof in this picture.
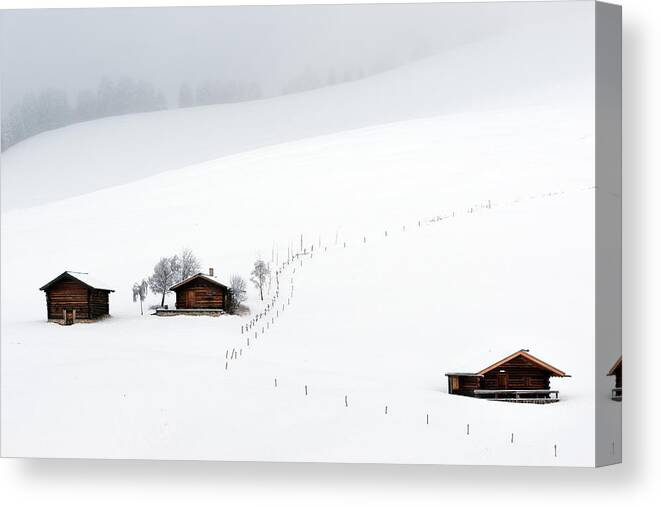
[169,272,229,291]
[39,271,114,292]
[607,356,622,376]
[445,350,568,378]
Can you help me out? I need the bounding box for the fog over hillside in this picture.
[0,3,561,105]
[1,3,589,151]
[0,2,593,210]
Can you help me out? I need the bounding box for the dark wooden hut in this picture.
[608,356,622,401]
[445,349,569,403]
[39,271,114,324]
[159,268,231,316]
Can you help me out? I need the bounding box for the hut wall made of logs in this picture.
[446,350,568,399]
[40,271,114,322]
[170,272,231,312]
[447,374,482,396]
[481,355,552,391]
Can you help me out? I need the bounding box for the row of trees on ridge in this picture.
[1,76,167,151]
[2,60,401,151]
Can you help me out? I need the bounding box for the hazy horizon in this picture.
[0,3,579,110]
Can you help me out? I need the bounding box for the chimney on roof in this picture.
[209,267,214,277]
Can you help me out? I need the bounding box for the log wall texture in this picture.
[481,356,551,390]
[44,277,111,320]
[175,278,227,310]
[46,278,90,320]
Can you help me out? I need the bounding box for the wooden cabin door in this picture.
[64,309,75,325]
[497,372,509,389]
[185,291,195,308]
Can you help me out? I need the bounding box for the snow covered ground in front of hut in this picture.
[0,98,620,465]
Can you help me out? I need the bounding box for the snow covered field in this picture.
[0,9,620,464]
[1,100,617,465]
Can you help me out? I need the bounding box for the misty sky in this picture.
[0,3,575,110]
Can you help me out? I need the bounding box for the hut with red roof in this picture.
[445,349,569,403]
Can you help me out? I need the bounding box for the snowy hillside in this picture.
[1,190,598,465]
[1,15,593,210]
[1,90,620,465]
[1,104,594,321]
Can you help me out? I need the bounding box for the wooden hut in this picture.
[156,268,231,316]
[445,349,569,403]
[39,271,114,324]
[608,356,622,401]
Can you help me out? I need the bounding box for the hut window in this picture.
[451,377,459,390]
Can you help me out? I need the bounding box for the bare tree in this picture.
[229,274,248,313]
[170,254,182,281]
[178,248,200,282]
[250,260,270,301]
[148,256,179,307]
[132,279,148,315]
